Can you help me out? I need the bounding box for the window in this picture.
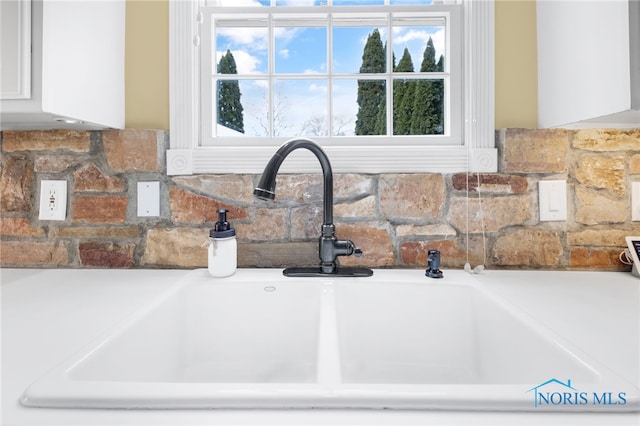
[168,0,496,175]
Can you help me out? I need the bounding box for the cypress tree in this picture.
[217,49,244,134]
[393,47,415,135]
[355,29,386,135]
[410,37,440,135]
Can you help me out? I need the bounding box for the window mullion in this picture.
[328,13,333,137]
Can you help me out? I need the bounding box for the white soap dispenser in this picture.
[208,209,237,277]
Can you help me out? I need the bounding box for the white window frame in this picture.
[167,0,496,175]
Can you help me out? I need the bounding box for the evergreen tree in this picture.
[393,47,415,135]
[410,37,441,135]
[374,44,394,135]
[355,29,386,135]
[217,49,244,133]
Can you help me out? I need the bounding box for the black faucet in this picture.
[254,138,373,277]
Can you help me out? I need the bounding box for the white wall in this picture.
[537,0,632,128]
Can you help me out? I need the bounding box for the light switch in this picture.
[539,180,567,221]
[137,181,160,217]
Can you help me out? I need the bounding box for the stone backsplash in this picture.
[1,128,639,271]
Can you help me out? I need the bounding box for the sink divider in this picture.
[316,282,341,388]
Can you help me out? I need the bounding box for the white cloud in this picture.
[279,49,290,59]
[393,27,446,62]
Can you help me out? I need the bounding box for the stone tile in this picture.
[1,130,91,152]
[102,129,165,172]
[630,154,640,174]
[270,174,324,203]
[502,128,568,173]
[379,174,445,219]
[0,241,69,266]
[572,129,640,152]
[74,162,126,192]
[142,227,208,267]
[334,174,374,199]
[396,223,457,237]
[334,196,377,218]
[567,229,629,247]
[334,222,394,267]
[575,156,625,196]
[451,173,528,194]
[79,241,135,268]
[401,239,462,267]
[34,155,82,173]
[574,187,626,225]
[291,205,323,240]
[172,175,255,203]
[492,229,563,267]
[72,195,128,224]
[0,217,45,237]
[447,196,532,233]
[169,187,249,224]
[236,208,288,241]
[49,226,141,238]
[239,241,318,268]
[569,247,628,270]
[0,155,33,212]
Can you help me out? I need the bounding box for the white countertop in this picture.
[2,268,639,426]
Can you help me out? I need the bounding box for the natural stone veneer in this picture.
[1,127,638,271]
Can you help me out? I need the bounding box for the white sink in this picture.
[21,269,638,411]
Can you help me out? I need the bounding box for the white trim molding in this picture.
[168,0,496,175]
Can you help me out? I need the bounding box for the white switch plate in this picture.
[632,182,640,221]
[39,180,67,221]
[539,180,567,221]
[137,181,160,217]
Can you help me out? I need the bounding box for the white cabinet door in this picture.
[1,0,31,99]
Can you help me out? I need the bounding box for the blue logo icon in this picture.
[527,378,627,408]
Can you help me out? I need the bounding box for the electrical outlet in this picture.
[39,180,67,221]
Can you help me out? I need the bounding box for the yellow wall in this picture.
[124,0,538,130]
[495,0,538,129]
[125,0,169,130]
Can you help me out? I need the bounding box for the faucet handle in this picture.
[354,248,363,257]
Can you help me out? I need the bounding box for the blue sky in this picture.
[213,1,443,136]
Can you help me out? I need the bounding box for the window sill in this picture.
[167,145,497,175]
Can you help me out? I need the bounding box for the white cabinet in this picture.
[537,0,638,129]
[0,0,125,130]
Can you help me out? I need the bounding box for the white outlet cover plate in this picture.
[137,182,160,217]
[539,180,567,221]
[39,180,67,221]
[632,182,640,221]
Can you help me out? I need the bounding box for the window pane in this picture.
[390,0,433,4]
[215,79,268,137]
[332,79,359,136]
[392,23,445,73]
[334,0,385,5]
[275,27,327,74]
[275,0,325,5]
[274,79,328,137]
[215,25,268,74]
[332,27,384,74]
[393,78,444,135]
[355,79,386,135]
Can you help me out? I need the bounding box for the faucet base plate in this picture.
[283,266,373,277]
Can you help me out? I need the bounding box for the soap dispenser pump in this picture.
[208,209,237,277]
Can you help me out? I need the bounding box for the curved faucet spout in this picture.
[254,138,372,277]
[254,138,333,226]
